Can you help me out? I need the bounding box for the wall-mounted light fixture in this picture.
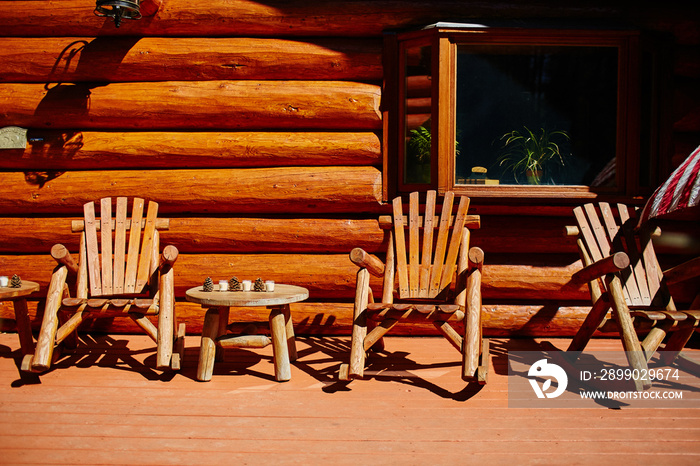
[94,0,141,28]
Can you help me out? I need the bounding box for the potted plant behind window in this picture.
[406,125,432,184]
[496,126,570,185]
[406,124,461,184]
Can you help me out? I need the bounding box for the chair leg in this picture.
[366,319,385,352]
[171,322,186,371]
[477,338,490,385]
[659,319,698,365]
[197,307,220,382]
[641,319,674,361]
[341,268,370,381]
[463,251,482,382]
[156,267,175,370]
[608,278,651,391]
[567,293,611,354]
[30,266,68,372]
[58,310,80,350]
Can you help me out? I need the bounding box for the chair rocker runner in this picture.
[339,190,489,384]
[565,202,700,391]
[22,197,185,374]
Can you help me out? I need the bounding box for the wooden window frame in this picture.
[383,25,665,203]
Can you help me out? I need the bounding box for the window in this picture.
[384,23,666,200]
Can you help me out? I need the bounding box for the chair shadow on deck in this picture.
[8,333,179,387]
[294,336,486,401]
[489,337,700,409]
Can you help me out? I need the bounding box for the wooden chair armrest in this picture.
[50,244,79,275]
[571,252,630,285]
[663,256,700,286]
[158,245,179,273]
[563,225,579,237]
[350,247,385,277]
[563,225,662,237]
[468,247,484,268]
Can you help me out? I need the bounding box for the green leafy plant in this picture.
[405,125,433,184]
[496,126,570,185]
[407,125,432,161]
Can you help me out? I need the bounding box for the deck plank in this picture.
[0,333,698,465]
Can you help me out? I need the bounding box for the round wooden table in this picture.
[0,281,40,355]
[186,284,309,382]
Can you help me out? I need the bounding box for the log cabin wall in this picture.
[0,1,698,337]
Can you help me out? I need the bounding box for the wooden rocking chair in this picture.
[22,197,185,374]
[565,202,700,390]
[339,190,489,384]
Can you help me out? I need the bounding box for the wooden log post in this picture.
[607,276,652,391]
[30,265,68,372]
[348,268,370,379]
[156,245,178,369]
[463,246,484,382]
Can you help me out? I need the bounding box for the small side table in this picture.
[0,281,40,356]
[186,284,308,382]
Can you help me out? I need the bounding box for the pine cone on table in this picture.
[254,277,265,292]
[9,274,21,288]
[229,276,240,291]
[202,277,214,292]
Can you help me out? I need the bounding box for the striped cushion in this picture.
[639,145,700,224]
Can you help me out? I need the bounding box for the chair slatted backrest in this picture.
[79,197,167,297]
[574,202,673,309]
[391,191,472,300]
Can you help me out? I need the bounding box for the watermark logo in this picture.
[509,351,700,408]
[527,358,568,399]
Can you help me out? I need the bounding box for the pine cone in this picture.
[202,277,214,292]
[254,277,265,292]
[229,276,240,291]
[9,274,21,288]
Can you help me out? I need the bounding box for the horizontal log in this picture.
[0,215,590,256]
[5,214,693,257]
[0,166,383,215]
[0,81,382,131]
[0,212,685,258]
[0,299,620,337]
[0,37,382,83]
[0,1,623,38]
[0,253,367,300]
[0,253,595,301]
[0,131,381,171]
[0,217,387,254]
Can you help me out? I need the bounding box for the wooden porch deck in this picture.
[1,332,699,465]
